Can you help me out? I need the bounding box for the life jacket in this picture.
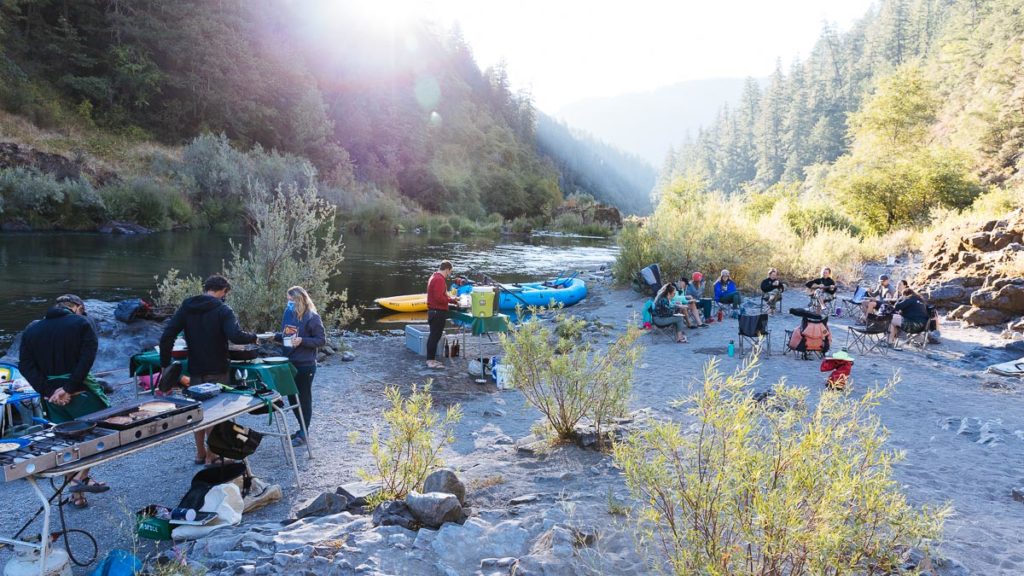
[789,321,831,353]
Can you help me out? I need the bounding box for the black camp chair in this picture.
[738,313,771,357]
[842,286,869,324]
[633,264,663,297]
[846,313,891,356]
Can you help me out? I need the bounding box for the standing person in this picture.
[19,294,110,507]
[805,267,837,314]
[160,275,257,465]
[277,286,325,447]
[760,268,785,313]
[714,269,742,309]
[426,260,459,369]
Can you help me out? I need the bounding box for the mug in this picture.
[283,336,294,348]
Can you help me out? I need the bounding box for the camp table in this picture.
[447,310,510,375]
[0,392,302,576]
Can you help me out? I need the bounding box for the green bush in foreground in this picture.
[614,358,948,576]
[359,382,462,505]
[501,312,642,446]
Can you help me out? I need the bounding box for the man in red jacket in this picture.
[426,260,459,369]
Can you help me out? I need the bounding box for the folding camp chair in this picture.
[784,309,831,360]
[845,313,891,356]
[761,289,783,315]
[738,313,771,357]
[808,291,836,318]
[842,286,869,324]
[895,321,928,351]
[644,301,677,341]
[634,264,663,297]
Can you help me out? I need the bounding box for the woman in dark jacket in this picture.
[278,286,326,446]
[652,283,688,343]
[888,288,929,346]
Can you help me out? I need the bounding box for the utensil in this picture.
[256,332,275,340]
[53,420,97,439]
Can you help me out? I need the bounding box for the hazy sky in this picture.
[418,0,877,112]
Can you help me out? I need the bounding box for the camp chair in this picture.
[633,264,663,297]
[761,289,783,315]
[895,320,928,351]
[845,313,891,356]
[738,313,771,357]
[808,291,836,318]
[784,311,831,360]
[842,286,869,324]
[643,301,676,341]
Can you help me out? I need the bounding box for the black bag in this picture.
[206,421,263,461]
[178,462,251,510]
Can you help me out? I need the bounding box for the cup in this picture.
[283,336,294,348]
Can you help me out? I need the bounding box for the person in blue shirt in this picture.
[277,286,326,447]
[714,269,742,309]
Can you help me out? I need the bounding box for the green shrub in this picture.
[509,216,534,234]
[358,382,462,505]
[223,181,357,330]
[436,222,455,236]
[614,358,948,575]
[501,312,642,446]
[100,177,182,229]
[0,167,106,228]
[152,268,203,307]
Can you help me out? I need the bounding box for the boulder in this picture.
[372,500,417,530]
[970,284,1024,314]
[296,492,349,519]
[962,307,1013,327]
[335,481,381,510]
[924,284,967,306]
[423,470,466,506]
[406,492,462,529]
[947,305,972,321]
[965,232,991,251]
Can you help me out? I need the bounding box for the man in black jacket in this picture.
[160,275,257,464]
[19,294,111,505]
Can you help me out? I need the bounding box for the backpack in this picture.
[114,299,151,323]
[206,421,263,461]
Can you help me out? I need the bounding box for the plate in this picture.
[256,332,275,340]
[0,438,30,453]
[262,356,289,363]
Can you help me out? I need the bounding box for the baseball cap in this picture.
[56,294,85,308]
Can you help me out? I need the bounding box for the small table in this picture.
[448,311,510,373]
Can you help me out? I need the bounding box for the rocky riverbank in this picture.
[2,265,1024,575]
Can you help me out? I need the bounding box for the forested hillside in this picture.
[669,0,1024,207]
[0,0,650,229]
[623,0,1023,290]
[536,114,656,215]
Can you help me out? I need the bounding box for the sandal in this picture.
[69,494,88,508]
[69,478,109,493]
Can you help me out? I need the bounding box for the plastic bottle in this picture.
[727,340,735,357]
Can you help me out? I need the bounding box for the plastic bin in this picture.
[405,325,446,357]
[471,286,496,318]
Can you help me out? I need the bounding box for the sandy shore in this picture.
[1,271,1023,574]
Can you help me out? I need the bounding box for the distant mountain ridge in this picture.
[555,78,754,166]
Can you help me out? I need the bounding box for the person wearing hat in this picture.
[18,294,111,506]
[820,350,854,390]
[713,269,742,310]
[686,272,712,324]
[862,274,896,316]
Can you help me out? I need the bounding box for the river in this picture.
[0,231,618,347]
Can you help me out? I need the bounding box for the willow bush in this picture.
[501,312,642,445]
[614,358,949,576]
[358,382,462,505]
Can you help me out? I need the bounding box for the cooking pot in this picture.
[53,420,96,439]
[228,344,260,361]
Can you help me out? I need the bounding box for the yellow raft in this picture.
[374,294,428,312]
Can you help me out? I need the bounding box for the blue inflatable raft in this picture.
[488,277,588,311]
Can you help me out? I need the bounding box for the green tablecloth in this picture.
[130,350,297,395]
[449,310,510,336]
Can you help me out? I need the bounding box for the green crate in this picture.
[136,505,172,540]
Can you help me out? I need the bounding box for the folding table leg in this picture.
[271,404,302,489]
[295,404,314,459]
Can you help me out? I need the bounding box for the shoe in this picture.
[291,431,307,447]
[699,323,709,328]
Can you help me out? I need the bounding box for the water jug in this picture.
[727,340,735,357]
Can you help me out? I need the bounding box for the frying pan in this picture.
[53,420,97,439]
[158,361,185,394]
[228,344,260,361]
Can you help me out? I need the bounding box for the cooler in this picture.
[471,286,497,318]
[405,325,446,357]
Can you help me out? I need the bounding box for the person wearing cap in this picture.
[675,278,708,328]
[862,274,896,316]
[19,294,111,506]
[687,272,712,323]
[713,269,742,309]
[425,260,459,369]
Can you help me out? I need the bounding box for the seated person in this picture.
[805,267,837,313]
[862,274,896,316]
[652,283,688,343]
[760,267,785,312]
[676,278,708,328]
[713,269,742,309]
[888,287,929,346]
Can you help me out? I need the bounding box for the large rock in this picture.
[296,492,349,519]
[372,500,417,530]
[970,284,1024,314]
[335,481,381,510]
[924,283,968,306]
[405,491,463,528]
[432,518,531,569]
[962,307,1013,327]
[423,470,466,506]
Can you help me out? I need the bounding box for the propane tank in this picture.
[3,544,72,576]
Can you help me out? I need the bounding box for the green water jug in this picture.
[471,287,496,318]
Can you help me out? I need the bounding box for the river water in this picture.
[0,231,617,345]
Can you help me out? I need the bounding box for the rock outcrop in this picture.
[917,209,1024,336]
[0,142,119,187]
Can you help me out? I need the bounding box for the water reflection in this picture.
[0,231,617,341]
